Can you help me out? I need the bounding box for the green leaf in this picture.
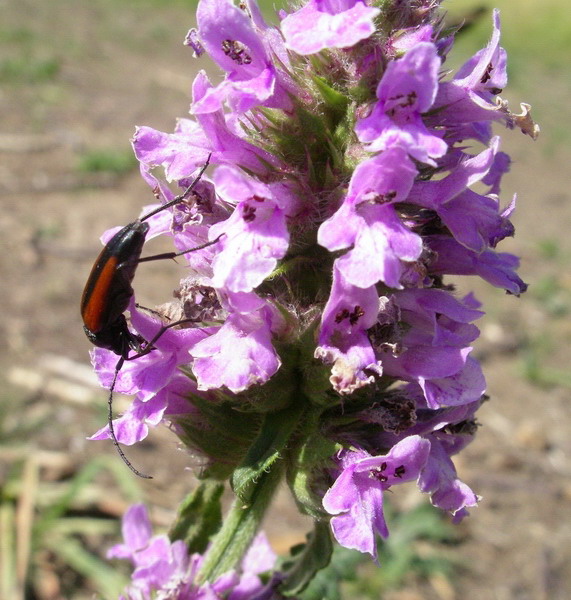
[280,521,333,596]
[169,481,224,554]
[232,399,305,504]
[298,545,365,600]
[175,396,260,480]
[312,75,350,114]
[286,409,337,518]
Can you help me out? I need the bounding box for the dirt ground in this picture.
[1,1,570,599]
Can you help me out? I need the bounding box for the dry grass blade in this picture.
[15,457,38,600]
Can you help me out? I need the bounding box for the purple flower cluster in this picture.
[109,504,279,599]
[90,0,538,586]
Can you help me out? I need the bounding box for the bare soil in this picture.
[1,1,570,599]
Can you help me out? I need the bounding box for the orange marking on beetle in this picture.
[81,255,119,333]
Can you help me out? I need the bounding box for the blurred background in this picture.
[1,0,569,598]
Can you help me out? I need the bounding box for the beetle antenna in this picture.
[135,233,225,265]
[141,154,212,222]
[107,357,153,479]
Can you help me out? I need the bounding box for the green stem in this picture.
[196,460,283,583]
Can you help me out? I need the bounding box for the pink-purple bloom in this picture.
[378,288,486,409]
[431,10,508,127]
[407,137,515,252]
[86,0,537,591]
[323,436,431,557]
[109,505,278,599]
[316,265,383,394]
[193,0,295,114]
[208,166,291,292]
[281,0,380,55]
[318,147,421,289]
[355,41,448,164]
[190,301,283,392]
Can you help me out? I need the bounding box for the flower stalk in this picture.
[197,457,283,583]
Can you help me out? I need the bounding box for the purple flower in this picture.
[109,504,196,598]
[229,532,278,600]
[427,235,528,296]
[316,265,382,393]
[281,0,380,55]
[318,147,421,289]
[109,505,277,600]
[190,298,283,393]
[389,24,434,53]
[193,0,293,113]
[378,289,486,408]
[119,308,204,397]
[432,10,507,126]
[482,150,511,196]
[419,432,479,521]
[355,42,448,164]
[89,304,211,444]
[390,288,484,347]
[90,394,168,446]
[184,28,206,57]
[132,75,280,186]
[108,504,153,561]
[132,121,211,183]
[407,137,515,251]
[90,373,199,445]
[190,71,282,173]
[322,436,431,557]
[208,166,291,293]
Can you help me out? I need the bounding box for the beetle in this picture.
[81,157,219,478]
